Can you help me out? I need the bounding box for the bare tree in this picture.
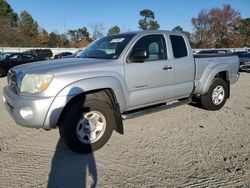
[192,10,212,48]
[91,23,105,40]
[192,4,241,48]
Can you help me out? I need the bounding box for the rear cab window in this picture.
[170,35,188,58]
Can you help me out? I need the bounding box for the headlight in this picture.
[20,74,53,94]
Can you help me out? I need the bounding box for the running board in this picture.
[122,98,192,120]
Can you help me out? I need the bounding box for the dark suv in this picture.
[235,51,250,72]
[24,49,53,60]
[0,52,41,77]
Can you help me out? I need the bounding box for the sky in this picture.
[7,0,250,35]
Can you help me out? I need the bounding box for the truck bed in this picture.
[193,53,239,94]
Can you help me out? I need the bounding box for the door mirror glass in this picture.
[130,49,149,62]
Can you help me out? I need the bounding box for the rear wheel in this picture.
[59,96,115,154]
[201,78,228,111]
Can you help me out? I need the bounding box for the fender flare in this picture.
[43,76,126,130]
[201,64,229,95]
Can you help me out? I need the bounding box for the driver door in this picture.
[124,34,174,110]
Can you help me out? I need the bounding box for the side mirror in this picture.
[130,49,149,62]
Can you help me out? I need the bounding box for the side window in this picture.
[132,34,167,62]
[8,54,22,62]
[170,35,188,58]
[22,54,34,61]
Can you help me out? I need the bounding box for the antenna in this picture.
[63,19,66,34]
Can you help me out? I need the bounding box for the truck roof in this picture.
[111,30,184,36]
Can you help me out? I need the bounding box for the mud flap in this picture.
[104,89,124,134]
[113,102,124,134]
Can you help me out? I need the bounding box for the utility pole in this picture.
[63,19,66,34]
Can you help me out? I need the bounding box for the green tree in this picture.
[239,18,250,47]
[60,34,69,47]
[138,9,160,30]
[19,10,39,46]
[172,26,184,32]
[68,27,90,44]
[0,0,19,46]
[48,32,60,47]
[38,28,49,46]
[78,27,90,40]
[172,25,192,46]
[0,0,18,26]
[107,25,120,35]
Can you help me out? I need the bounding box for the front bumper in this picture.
[3,86,54,128]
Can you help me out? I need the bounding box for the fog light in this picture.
[3,96,6,103]
[20,107,34,120]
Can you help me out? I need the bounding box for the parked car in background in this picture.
[74,49,84,56]
[195,49,232,54]
[23,49,53,60]
[63,49,84,58]
[235,51,250,72]
[0,52,41,77]
[54,52,73,59]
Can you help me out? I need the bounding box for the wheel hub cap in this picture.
[212,85,225,105]
[76,111,106,144]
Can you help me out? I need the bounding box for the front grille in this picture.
[7,70,19,94]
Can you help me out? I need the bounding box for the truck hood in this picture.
[12,58,116,75]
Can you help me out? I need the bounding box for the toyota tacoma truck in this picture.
[3,30,239,153]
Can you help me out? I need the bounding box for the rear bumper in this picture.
[239,64,250,72]
[3,86,54,128]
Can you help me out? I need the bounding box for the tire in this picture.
[0,68,6,78]
[59,96,115,154]
[201,78,228,111]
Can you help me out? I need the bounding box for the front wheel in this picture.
[201,78,228,111]
[59,97,115,154]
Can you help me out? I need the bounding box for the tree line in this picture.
[0,0,249,48]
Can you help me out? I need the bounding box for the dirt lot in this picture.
[0,73,249,188]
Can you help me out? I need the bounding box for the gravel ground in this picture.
[0,73,249,188]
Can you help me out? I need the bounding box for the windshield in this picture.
[79,34,135,59]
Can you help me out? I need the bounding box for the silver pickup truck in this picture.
[3,30,239,153]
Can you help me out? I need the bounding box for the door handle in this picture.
[162,65,172,70]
